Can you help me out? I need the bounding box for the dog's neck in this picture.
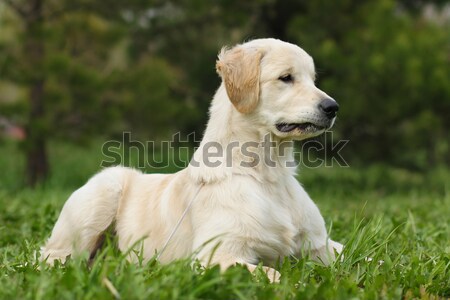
[188,85,297,184]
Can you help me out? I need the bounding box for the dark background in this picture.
[0,0,449,186]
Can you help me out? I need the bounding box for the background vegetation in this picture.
[0,0,449,184]
[0,0,449,298]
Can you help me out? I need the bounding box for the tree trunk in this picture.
[24,0,49,187]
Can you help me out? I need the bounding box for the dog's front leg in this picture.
[288,180,344,264]
[300,222,344,264]
[301,202,344,264]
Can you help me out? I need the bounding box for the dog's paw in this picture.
[261,266,281,283]
[329,240,343,254]
[328,240,344,262]
[39,247,71,266]
[245,264,281,283]
[329,240,344,257]
[310,239,344,265]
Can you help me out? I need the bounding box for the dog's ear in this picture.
[216,46,263,114]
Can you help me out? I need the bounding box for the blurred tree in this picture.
[0,0,177,185]
[2,0,49,186]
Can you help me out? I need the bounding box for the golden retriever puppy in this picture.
[41,38,343,281]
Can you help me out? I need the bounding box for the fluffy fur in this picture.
[41,38,343,281]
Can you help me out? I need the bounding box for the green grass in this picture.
[0,140,449,299]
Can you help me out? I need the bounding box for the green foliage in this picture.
[0,0,189,142]
[0,141,449,299]
[0,0,449,170]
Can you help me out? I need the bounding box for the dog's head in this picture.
[216,38,339,140]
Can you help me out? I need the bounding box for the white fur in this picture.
[41,38,343,281]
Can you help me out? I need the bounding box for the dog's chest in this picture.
[195,176,306,264]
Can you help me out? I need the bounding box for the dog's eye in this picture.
[278,74,293,83]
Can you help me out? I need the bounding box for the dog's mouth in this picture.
[275,122,326,133]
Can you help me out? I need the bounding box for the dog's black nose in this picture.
[319,98,339,119]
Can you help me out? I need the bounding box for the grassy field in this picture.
[0,140,449,299]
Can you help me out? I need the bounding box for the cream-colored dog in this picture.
[41,38,343,281]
